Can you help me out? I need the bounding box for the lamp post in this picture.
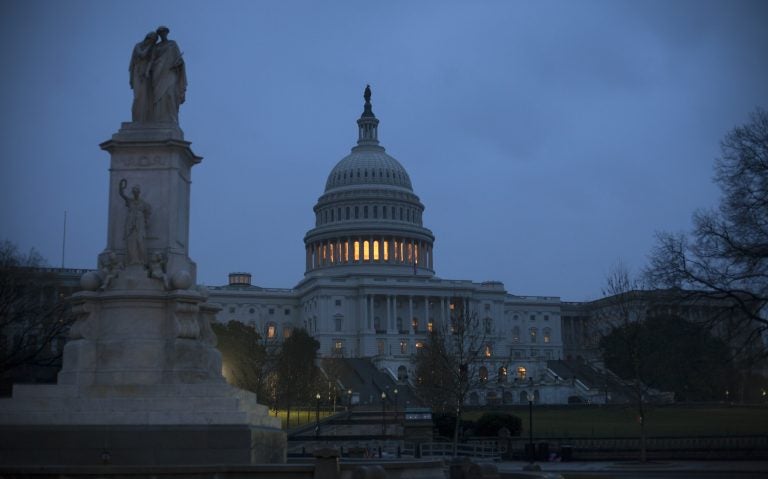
[528,391,534,464]
[315,393,321,439]
[381,391,387,436]
[393,388,399,424]
[347,388,353,417]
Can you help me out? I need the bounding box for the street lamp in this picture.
[347,388,353,416]
[381,391,387,436]
[528,390,534,464]
[393,388,399,423]
[315,393,321,438]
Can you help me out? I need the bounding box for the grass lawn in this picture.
[463,405,768,438]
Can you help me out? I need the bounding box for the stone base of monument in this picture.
[0,382,285,465]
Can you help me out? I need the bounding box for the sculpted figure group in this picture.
[130,26,186,123]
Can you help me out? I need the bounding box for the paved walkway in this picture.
[497,460,768,475]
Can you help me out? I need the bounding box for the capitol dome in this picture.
[304,86,435,277]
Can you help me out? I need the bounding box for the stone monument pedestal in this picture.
[0,123,285,465]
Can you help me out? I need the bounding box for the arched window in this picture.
[354,206,359,218]
[397,365,408,381]
[383,207,387,219]
[530,327,538,343]
[498,366,507,383]
[479,366,488,383]
[363,240,370,261]
[364,206,368,218]
[373,240,379,261]
[283,326,294,338]
[543,327,551,343]
[512,326,520,343]
[427,320,434,332]
[354,241,360,261]
[373,206,378,218]
[266,322,277,339]
[520,390,528,402]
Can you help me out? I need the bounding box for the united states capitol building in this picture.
[207,88,599,406]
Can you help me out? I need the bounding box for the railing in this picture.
[419,442,500,460]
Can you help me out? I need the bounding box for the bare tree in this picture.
[647,108,768,362]
[0,240,74,391]
[413,297,488,454]
[596,262,653,462]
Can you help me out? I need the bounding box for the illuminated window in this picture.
[354,241,360,261]
[450,303,455,311]
[484,344,493,357]
[414,244,419,264]
[383,241,389,261]
[517,366,527,380]
[377,339,385,355]
[334,340,344,354]
[363,241,370,261]
[373,240,379,261]
[283,326,293,338]
[400,339,408,354]
[530,327,537,343]
[498,367,507,383]
[412,318,419,332]
[329,244,334,263]
[479,366,488,383]
[343,241,349,262]
[399,242,404,262]
[427,320,434,332]
[543,327,551,344]
[267,322,276,339]
[407,243,412,262]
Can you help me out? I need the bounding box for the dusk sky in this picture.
[1,1,766,301]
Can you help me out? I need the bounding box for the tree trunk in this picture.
[452,406,462,456]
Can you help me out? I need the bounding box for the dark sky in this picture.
[1,0,766,300]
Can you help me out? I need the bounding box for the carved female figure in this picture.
[129,31,158,122]
[148,26,186,123]
[119,179,151,265]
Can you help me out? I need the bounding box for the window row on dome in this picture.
[306,236,433,270]
[331,167,408,186]
[316,204,422,226]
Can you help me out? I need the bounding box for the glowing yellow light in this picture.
[383,241,389,261]
[364,241,370,261]
[373,240,379,261]
[354,241,360,261]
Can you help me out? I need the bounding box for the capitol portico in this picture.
[208,87,583,405]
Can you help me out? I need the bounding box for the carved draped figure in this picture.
[129,33,156,122]
[149,39,186,123]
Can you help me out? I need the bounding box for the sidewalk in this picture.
[496,460,768,475]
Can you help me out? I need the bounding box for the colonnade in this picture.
[306,236,433,271]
